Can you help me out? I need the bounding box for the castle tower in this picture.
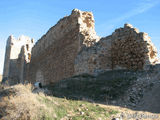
[2,35,34,85]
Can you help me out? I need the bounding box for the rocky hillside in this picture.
[0,65,160,120]
[0,84,118,120]
[0,84,159,120]
[46,67,160,113]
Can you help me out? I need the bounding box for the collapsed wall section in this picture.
[112,24,158,69]
[28,9,99,85]
[75,24,158,75]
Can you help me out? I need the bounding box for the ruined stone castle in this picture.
[2,9,158,85]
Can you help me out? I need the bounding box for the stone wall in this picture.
[2,9,158,85]
[75,35,112,75]
[27,9,99,85]
[112,24,158,69]
[2,35,34,84]
[75,23,158,75]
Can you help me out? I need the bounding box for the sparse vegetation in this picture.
[47,72,136,101]
[0,71,159,120]
[0,84,118,120]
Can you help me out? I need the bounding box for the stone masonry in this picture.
[2,35,34,84]
[27,9,99,85]
[2,9,158,85]
[75,23,158,75]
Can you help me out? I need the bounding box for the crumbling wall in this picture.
[112,24,158,70]
[75,36,112,75]
[3,9,158,86]
[75,24,158,75]
[2,35,34,84]
[28,9,99,85]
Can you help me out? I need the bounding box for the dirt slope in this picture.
[0,84,159,120]
[1,66,160,119]
[46,68,160,114]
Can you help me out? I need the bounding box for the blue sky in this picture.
[0,0,160,74]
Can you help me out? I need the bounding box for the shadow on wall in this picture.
[2,59,19,85]
[36,70,44,85]
[44,65,160,114]
[2,58,27,85]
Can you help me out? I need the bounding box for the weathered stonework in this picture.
[27,9,99,85]
[2,9,158,85]
[75,35,112,75]
[2,35,34,84]
[75,24,158,75]
[112,24,158,69]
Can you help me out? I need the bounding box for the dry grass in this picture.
[0,84,159,120]
[0,84,44,120]
[0,84,118,120]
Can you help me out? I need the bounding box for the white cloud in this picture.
[120,0,159,20]
[97,0,160,36]
[114,0,159,22]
